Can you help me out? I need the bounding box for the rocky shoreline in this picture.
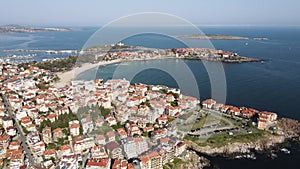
[186,135,286,157]
[182,56,264,63]
[186,117,300,159]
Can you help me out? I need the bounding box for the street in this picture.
[0,93,36,168]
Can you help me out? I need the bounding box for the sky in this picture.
[0,0,299,26]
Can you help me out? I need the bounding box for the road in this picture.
[1,94,36,167]
[187,109,236,136]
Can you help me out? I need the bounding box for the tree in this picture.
[46,143,57,150]
[142,131,149,137]
[171,48,177,54]
[100,106,111,117]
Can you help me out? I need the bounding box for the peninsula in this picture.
[7,45,262,86]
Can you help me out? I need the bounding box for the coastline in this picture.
[54,59,122,87]
[55,55,263,87]
[54,56,176,87]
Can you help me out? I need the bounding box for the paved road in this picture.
[188,109,236,135]
[1,94,36,168]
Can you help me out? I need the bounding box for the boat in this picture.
[280,148,291,154]
[270,150,278,159]
[234,154,256,160]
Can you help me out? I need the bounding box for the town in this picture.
[92,46,262,63]
[0,59,279,169]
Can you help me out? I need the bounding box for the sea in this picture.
[0,26,299,168]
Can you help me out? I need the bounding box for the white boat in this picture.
[281,148,291,154]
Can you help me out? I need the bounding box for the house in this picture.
[221,105,231,113]
[128,124,141,136]
[157,115,168,125]
[43,149,56,160]
[213,103,224,111]
[240,107,259,118]
[32,141,46,155]
[165,105,181,117]
[42,126,52,144]
[86,158,111,169]
[139,151,162,169]
[174,141,186,156]
[257,119,268,130]
[112,159,128,169]
[2,116,13,129]
[73,136,95,154]
[91,145,108,159]
[126,97,140,107]
[27,123,37,132]
[6,126,17,136]
[105,141,123,159]
[98,99,111,109]
[58,154,79,169]
[48,113,57,123]
[257,111,277,130]
[142,126,154,133]
[53,128,65,142]
[202,99,216,109]
[152,128,167,139]
[166,94,175,103]
[105,116,117,126]
[259,111,277,122]
[6,149,24,169]
[229,106,241,116]
[0,134,10,149]
[60,144,72,156]
[95,135,106,145]
[69,120,80,136]
[20,116,32,127]
[106,131,116,142]
[8,141,20,150]
[95,118,104,127]
[16,111,27,120]
[81,117,94,134]
[116,128,128,140]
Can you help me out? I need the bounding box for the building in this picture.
[139,151,162,169]
[42,126,52,144]
[174,141,186,156]
[86,158,111,169]
[52,128,65,142]
[69,120,80,136]
[258,111,277,130]
[202,99,216,109]
[105,141,123,159]
[43,149,56,160]
[95,135,106,145]
[106,131,116,142]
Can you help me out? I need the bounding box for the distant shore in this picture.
[0,24,74,34]
[174,34,269,41]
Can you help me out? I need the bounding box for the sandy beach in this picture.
[54,59,122,87]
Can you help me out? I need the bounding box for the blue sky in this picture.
[0,0,299,26]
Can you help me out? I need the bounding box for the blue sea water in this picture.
[1,27,299,120]
[93,27,300,121]
[1,26,300,169]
